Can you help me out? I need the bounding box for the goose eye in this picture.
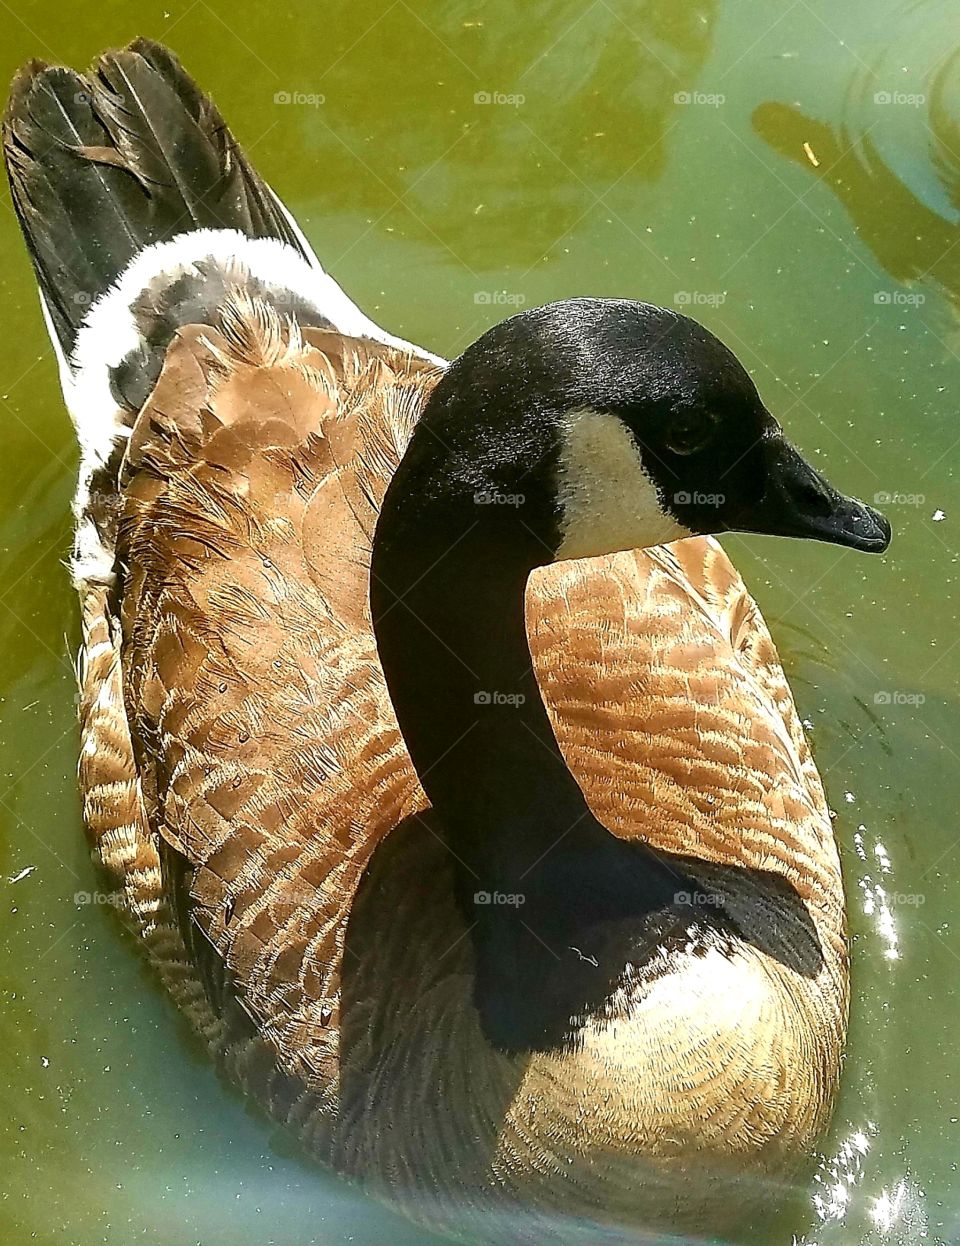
[665,411,716,456]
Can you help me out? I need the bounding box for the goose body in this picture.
[4,41,888,1243]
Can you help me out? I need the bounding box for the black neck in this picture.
[371,451,694,1051]
[371,495,590,885]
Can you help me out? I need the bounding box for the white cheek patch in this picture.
[554,407,692,561]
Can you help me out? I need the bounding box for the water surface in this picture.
[0,1,957,1243]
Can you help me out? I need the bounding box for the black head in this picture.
[405,298,890,561]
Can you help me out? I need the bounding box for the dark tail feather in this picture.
[3,38,308,357]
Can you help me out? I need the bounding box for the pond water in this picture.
[0,1,957,1243]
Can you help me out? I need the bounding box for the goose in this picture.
[3,40,890,1246]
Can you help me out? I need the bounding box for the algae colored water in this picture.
[0,1,957,1243]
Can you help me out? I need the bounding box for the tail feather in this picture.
[4,63,147,351]
[89,39,307,252]
[3,38,309,357]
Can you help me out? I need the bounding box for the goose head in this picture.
[396,297,891,564]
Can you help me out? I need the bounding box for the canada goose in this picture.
[3,40,890,1245]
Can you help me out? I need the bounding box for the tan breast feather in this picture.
[77,296,847,1239]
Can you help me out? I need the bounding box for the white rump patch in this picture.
[554,407,692,561]
[46,226,444,587]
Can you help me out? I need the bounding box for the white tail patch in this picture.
[48,226,443,587]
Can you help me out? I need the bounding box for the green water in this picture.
[0,1,957,1242]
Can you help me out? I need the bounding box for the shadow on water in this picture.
[753,0,960,308]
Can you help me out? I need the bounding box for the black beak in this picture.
[734,435,891,553]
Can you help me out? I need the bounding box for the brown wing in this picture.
[532,542,839,914]
[78,294,843,1148]
[97,301,433,1112]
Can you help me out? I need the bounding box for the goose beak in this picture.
[734,435,892,553]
